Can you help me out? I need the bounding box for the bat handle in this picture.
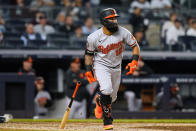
[72,81,81,98]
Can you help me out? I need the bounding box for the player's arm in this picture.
[125,32,140,75]
[84,48,96,84]
[84,50,94,68]
[132,44,140,57]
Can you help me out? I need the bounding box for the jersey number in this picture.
[116,46,122,56]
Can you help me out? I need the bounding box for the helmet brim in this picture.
[104,14,119,19]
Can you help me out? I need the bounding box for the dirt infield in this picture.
[1,122,196,131]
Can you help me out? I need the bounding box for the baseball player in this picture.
[84,8,140,130]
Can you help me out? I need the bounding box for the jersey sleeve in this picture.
[123,28,138,47]
[86,35,96,51]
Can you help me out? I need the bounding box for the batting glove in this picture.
[85,71,97,84]
[126,60,138,75]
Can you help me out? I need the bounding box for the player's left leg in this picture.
[102,68,121,130]
[111,68,121,103]
[99,68,121,130]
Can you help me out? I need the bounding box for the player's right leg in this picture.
[94,66,113,130]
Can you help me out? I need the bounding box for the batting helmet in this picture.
[100,8,119,33]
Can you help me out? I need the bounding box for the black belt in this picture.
[103,64,121,69]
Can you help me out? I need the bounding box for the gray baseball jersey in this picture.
[86,26,138,68]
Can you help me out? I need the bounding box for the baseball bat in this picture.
[59,81,81,129]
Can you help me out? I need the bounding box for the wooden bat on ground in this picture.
[59,81,81,129]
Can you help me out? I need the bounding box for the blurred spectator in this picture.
[70,25,87,45]
[55,12,66,32]
[0,11,5,33]
[30,0,55,12]
[20,24,42,46]
[60,0,73,16]
[166,19,185,50]
[151,0,172,9]
[82,17,97,35]
[153,83,183,111]
[129,0,150,13]
[10,0,29,18]
[89,0,100,6]
[18,56,36,75]
[72,0,83,7]
[124,58,153,111]
[34,76,52,117]
[187,20,196,37]
[134,29,149,47]
[71,26,84,39]
[161,12,177,39]
[31,11,45,25]
[129,7,149,35]
[0,31,3,45]
[187,16,195,29]
[71,0,83,18]
[71,0,90,21]
[58,15,74,35]
[64,57,89,118]
[185,16,195,33]
[34,15,55,40]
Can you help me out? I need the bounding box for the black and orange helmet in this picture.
[100,8,119,25]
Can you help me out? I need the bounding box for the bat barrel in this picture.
[59,81,81,129]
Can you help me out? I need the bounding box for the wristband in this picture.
[85,49,94,56]
[86,65,92,71]
[132,55,139,61]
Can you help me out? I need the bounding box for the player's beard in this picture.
[104,20,118,33]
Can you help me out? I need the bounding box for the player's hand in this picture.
[125,60,138,75]
[85,71,97,84]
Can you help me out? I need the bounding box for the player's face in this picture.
[107,17,118,24]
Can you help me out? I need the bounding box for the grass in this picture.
[10,119,196,123]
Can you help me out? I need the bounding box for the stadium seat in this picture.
[4,32,21,40]
[47,33,69,40]
[28,40,48,49]
[178,36,196,51]
[5,19,26,32]
[4,39,24,49]
[70,39,86,49]
[6,19,25,26]
[48,39,70,49]
[13,26,26,33]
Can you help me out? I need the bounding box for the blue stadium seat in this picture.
[28,40,48,49]
[70,39,86,50]
[47,33,69,40]
[4,32,21,40]
[5,19,26,32]
[48,39,70,49]
[4,39,24,49]
[178,36,196,51]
